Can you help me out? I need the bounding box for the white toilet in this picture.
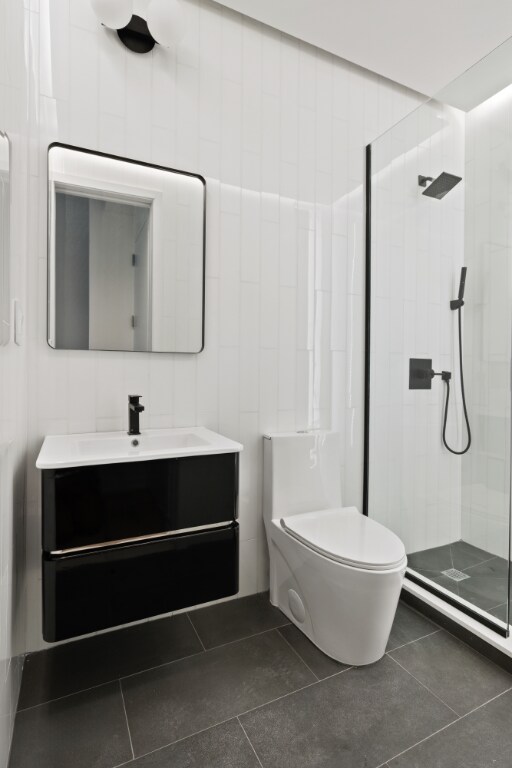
[263,430,407,666]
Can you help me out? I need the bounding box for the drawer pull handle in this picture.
[50,520,236,556]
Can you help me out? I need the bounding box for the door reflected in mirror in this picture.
[0,132,10,347]
[48,144,205,353]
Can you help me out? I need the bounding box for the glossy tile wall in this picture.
[369,100,465,554]
[0,0,29,764]
[462,87,512,558]
[23,0,422,651]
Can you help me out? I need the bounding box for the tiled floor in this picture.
[9,592,512,768]
[408,540,510,621]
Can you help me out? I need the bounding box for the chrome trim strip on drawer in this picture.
[50,520,236,556]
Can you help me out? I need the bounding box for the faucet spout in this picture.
[128,395,144,435]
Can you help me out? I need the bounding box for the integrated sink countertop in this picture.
[36,427,243,469]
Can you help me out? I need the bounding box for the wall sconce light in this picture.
[90,0,186,54]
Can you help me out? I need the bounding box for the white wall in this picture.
[0,0,29,764]
[369,100,466,554]
[23,0,422,651]
[462,86,512,558]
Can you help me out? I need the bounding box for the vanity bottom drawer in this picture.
[43,524,239,642]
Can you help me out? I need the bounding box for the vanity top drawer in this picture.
[42,452,239,552]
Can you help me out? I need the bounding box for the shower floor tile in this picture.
[408,540,510,618]
[10,594,512,768]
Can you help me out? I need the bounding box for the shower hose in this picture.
[442,306,472,455]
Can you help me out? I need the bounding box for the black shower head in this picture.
[418,172,462,199]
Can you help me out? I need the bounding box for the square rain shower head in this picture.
[421,172,462,199]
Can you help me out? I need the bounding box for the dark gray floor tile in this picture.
[408,544,454,574]
[489,603,508,622]
[18,613,202,709]
[452,541,495,569]
[240,654,455,768]
[188,592,288,649]
[386,603,439,652]
[278,624,349,679]
[388,689,512,767]
[390,630,512,715]
[122,629,314,756]
[456,558,509,611]
[10,682,132,768]
[408,541,492,576]
[129,719,260,768]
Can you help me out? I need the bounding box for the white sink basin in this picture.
[36,427,243,469]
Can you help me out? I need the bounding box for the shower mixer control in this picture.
[409,358,433,389]
[409,359,452,389]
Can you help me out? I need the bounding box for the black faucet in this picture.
[128,395,144,436]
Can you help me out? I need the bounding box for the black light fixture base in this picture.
[117,14,156,54]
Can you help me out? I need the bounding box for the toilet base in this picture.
[268,521,406,666]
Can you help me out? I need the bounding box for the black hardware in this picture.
[409,358,433,389]
[128,394,144,435]
[419,172,462,200]
[450,266,467,309]
[431,369,452,382]
[117,14,156,54]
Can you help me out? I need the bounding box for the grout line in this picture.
[235,664,350,720]
[15,677,142,714]
[385,628,441,654]
[112,665,354,766]
[439,626,512,679]
[205,623,291,651]
[387,654,461,718]
[17,625,292,713]
[487,601,507,611]
[378,684,512,767]
[186,612,206,651]
[399,600,443,631]
[118,626,293,683]
[462,556,501,573]
[237,717,264,767]
[403,592,512,677]
[276,627,319,681]
[119,680,135,761]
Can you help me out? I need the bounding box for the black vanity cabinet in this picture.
[42,453,239,641]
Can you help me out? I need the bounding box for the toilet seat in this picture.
[280,506,406,571]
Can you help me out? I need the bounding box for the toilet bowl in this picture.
[263,431,407,666]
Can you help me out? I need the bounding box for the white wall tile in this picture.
[19,0,422,657]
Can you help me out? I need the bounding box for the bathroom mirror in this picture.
[0,132,10,346]
[48,144,205,353]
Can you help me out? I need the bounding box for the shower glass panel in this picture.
[367,39,512,634]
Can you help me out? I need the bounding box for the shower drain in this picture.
[441,568,470,582]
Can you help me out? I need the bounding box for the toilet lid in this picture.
[280,507,406,570]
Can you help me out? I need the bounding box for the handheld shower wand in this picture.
[441,267,471,455]
[449,266,466,311]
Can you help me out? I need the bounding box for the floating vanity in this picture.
[37,427,243,642]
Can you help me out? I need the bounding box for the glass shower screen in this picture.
[366,47,512,634]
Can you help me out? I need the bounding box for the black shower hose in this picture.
[442,307,471,455]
